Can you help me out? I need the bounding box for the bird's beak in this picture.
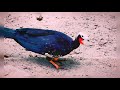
[79,38,84,45]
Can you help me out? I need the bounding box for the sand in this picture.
[0,12,120,78]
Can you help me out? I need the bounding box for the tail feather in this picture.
[0,26,16,39]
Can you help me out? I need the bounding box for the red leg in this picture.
[53,57,59,62]
[49,60,60,69]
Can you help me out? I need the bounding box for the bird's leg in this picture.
[46,56,59,61]
[45,53,59,61]
[49,60,60,69]
[46,56,52,61]
[46,56,60,69]
[53,57,59,62]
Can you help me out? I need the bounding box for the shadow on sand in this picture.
[25,56,80,70]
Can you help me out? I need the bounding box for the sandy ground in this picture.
[0,12,120,78]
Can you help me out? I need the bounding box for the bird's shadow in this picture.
[25,56,80,70]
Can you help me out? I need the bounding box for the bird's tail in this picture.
[0,26,16,39]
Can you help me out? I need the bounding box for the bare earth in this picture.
[0,12,120,78]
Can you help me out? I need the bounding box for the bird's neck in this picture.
[71,36,80,50]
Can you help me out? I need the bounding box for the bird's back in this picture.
[14,28,73,56]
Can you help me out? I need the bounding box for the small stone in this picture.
[4,55,9,58]
[36,16,43,21]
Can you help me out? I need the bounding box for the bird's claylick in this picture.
[0,26,89,69]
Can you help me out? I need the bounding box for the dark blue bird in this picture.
[0,26,89,69]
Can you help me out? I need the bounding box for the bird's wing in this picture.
[16,28,55,36]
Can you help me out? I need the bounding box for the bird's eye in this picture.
[81,35,83,37]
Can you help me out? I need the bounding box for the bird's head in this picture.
[77,32,89,45]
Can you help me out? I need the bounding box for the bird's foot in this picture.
[49,60,60,69]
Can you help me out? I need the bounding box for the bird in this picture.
[0,26,89,69]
